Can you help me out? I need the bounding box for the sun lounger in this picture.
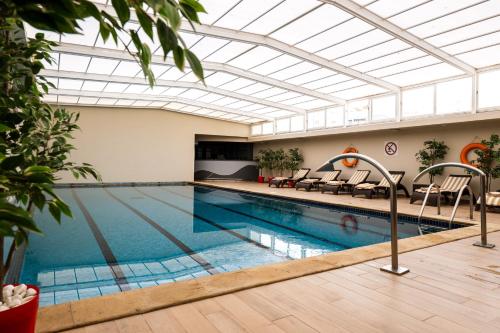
[321,170,371,195]
[410,174,473,206]
[295,170,341,191]
[352,171,409,199]
[269,168,310,188]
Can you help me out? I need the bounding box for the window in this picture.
[346,100,369,125]
[262,122,274,135]
[251,124,262,136]
[402,86,434,117]
[478,70,500,109]
[326,106,344,127]
[276,118,290,133]
[290,115,304,132]
[436,78,472,114]
[372,95,396,121]
[307,110,325,129]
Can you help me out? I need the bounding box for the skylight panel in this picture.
[317,29,393,60]
[148,101,166,108]
[158,67,187,81]
[218,78,254,91]
[163,87,187,96]
[442,31,500,55]
[78,97,99,104]
[81,80,107,91]
[219,113,239,119]
[197,93,225,103]
[456,44,500,68]
[178,32,203,48]
[266,92,301,103]
[425,16,500,47]
[194,109,215,115]
[149,65,171,78]
[389,0,483,29]
[436,77,472,114]
[165,102,186,109]
[253,107,278,114]
[189,37,229,60]
[24,24,60,42]
[204,72,238,87]
[97,98,117,105]
[42,53,59,70]
[334,39,409,66]
[209,111,226,117]
[204,41,254,63]
[241,104,268,112]
[57,95,79,104]
[235,83,271,95]
[296,18,373,53]
[178,71,213,83]
[250,54,302,76]
[267,110,295,118]
[285,68,336,85]
[58,54,91,72]
[87,57,119,75]
[227,100,254,109]
[270,5,352,45]
[180,105,201,112]
[199,0,241,25]
[318,79,365,94]
[228,46,281,70]
[143,86,169,95]
[43,94,58,103]
[232,116,251,121]
[303,74,350,90]
[269,62,319,81]
[60,18,99,46]
[334,85,387,100]
[367,56,440,78]
[212,97,239,106]
[352,48,427,73]
[280,96,315,106]
[94,29,129,50]
[251,87,286,99]
[123,84,148,94]
[114,99,135,106]
[132,100,152,107]
[409,1,500,38]
[366,0,429,18]
[246,118,264,124]
[128,27,160,53]
[43,77,59,90]
[112,61,141,77]
[103,82,128,93]
[384,63,463,86]
[478,70,500,108]
[57,78,83,90]
[214,0,282,30]
[294,99,332,110]
[179,89,209,100]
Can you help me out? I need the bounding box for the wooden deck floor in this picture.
[63,230,500,333]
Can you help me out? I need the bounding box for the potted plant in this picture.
[0,1,206,331]
[262,149,275,183]
[471,134,500,192]
[254,150,267,183]
[285,148,304,177]
[415,140,449,183]
[274,148,287,177]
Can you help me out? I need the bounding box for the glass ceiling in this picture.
[28,0,500,124]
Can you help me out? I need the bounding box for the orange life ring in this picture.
[342,147,359,168]
[460,143,488,166]
[341,215,358,235]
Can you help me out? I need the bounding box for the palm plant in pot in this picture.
[254,150,267,183]
[471,134,500,192]
[0,0,206,331]
[285,148,304,177]
[415,139,449,183]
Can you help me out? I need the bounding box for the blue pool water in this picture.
[20,185,458,306]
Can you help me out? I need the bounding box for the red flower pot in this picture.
[288,180,295,188]
[0,284,40,333]
[267,176,274,184]
[257,176,265,183]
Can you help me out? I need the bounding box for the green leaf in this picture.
[136,9,154,39]
[173,46,185,71]
[157,19,177,58]
[111,0,130,25]
[180,0,207,13]
[48,201,61,223]
[1,154,24,170]
[159,3,181,31]
[0,201,42,234]
[0,123,12,132]
[185,49,204,83]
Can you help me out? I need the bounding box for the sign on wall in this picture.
[384,141,399,156]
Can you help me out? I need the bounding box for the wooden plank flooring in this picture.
[63,231,500,333]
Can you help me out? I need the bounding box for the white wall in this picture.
[254,120,500,192]
[59,106,249,183]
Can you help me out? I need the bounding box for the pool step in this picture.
[419,224,447,235]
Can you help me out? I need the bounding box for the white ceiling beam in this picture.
[322,0,476,74]
[42,69,307,115]
[91,2,399,92]
[53,43,345,105]
[51,89,274,121]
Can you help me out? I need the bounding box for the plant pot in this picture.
[288,180,295,188]
[257,176,265,183]
[267,176,274,184]
[0,285,39,333]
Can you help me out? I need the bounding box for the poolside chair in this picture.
[410,174,473,206]
[321,170,371,195]
[352,171,409,199]
[269,168,310,188]
[295,170,342,191]
[475,191,500,211]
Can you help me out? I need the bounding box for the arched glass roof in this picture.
[29,0,500,124]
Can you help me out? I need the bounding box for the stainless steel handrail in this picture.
[320,153,409,275]
[449,184,474,229]
[413,162,495,249]
[416,184,441,235]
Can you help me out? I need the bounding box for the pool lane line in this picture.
[194,187,391,238]
[70,189,131,291]
[133,188,293,259]
[102,187,219,275]
[161,187,350,250]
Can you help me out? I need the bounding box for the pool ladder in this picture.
[417,184,473,235]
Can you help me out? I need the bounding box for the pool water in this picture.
[20,185,457,306]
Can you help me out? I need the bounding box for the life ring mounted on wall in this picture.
[460,143,488,166]
[342,147,359,168]
[341,215,358,235]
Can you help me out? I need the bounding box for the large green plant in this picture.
[273,148,287,177]
[261,148,275,177]
[285,148,304,176]
[415,139,449,183]
[0,0,206,295]
[254,150,267,177]
[471,134,500,192]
